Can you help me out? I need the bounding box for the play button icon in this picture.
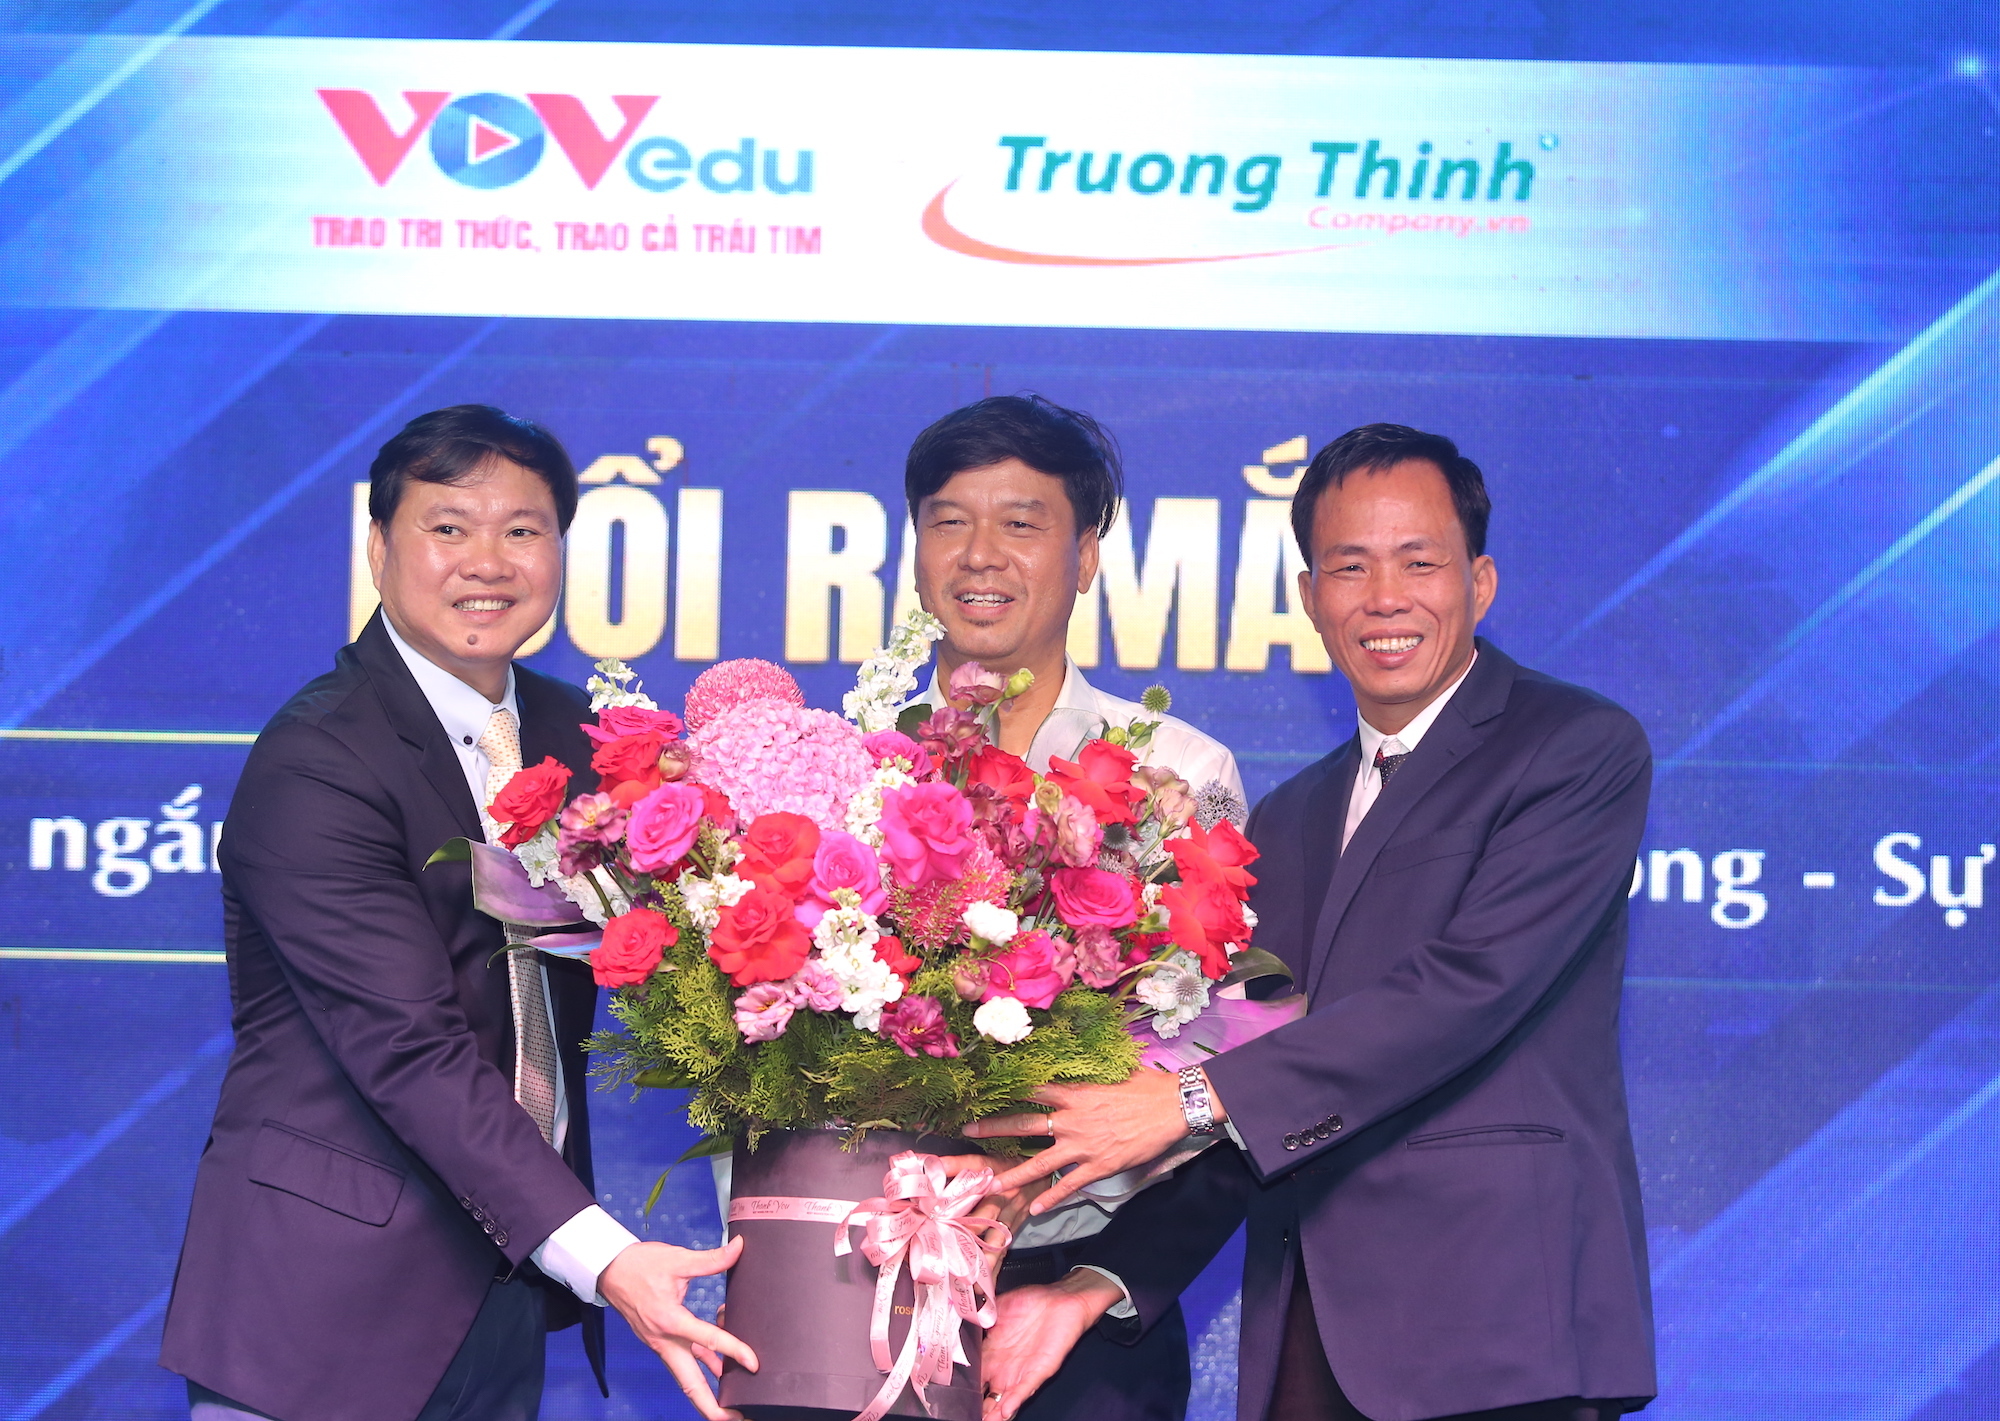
[429,93,545,188]
[469,115,521,165]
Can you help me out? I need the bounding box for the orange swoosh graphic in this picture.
[921,182,1362,267]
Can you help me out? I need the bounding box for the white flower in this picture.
[677,870,751,934]
[844,609,947,733]
[568,865,632,927]
[1135,951,1211,1038]
[813,907,904,1029]
[1141,881,1164,912]
[585,657,658,712]
[1240,904,1258,932]
[961,900,1019,946]
[513,821,559,887]
[844,763,914,847]
[973,995,1034,1044]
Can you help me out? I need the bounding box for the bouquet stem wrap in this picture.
[834,1153,1011,1421]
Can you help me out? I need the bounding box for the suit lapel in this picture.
[1304,642,1517,999]
[352,611,484,842]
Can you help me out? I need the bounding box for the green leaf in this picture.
[896,702,932,738]
[642,1134,733,1217]
[635,1067,697,1089]
[425,838,473,867]
[1220,946,1294,989]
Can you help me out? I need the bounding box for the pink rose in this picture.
[947,661,1009,707]
[878,782,975,888]
[1049,867,1139,929]
[797,830,889,928]
[625,782,706,874]
[980,929,1075,1010]
[863,729,933,777]
[734,981,796,1042]
[584,704,685,745]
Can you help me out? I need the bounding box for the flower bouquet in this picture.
[457,611,1298,1421]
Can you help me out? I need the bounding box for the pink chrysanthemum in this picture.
[683,658,806,734]
[889,837,1009,952]
[689,699,873,835]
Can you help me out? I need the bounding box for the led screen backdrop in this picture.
[2,4,1998,1420]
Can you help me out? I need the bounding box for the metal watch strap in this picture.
[1178,1064,1218,1136]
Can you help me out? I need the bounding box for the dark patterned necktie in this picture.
[1374,746,1412,786]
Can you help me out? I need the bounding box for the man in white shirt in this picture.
[907,394,1245,1421]
[162,406,751,1421]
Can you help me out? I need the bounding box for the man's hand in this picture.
[980,1271,1123,1421]
[964,1067,1195,1213]
[598,1237,756,1421]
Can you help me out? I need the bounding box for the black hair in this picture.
[1291,423,1491,562]
[904,394,1123,539]
[368,404,579,533]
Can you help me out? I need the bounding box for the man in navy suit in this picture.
[968,424,1657,1421]
[160,406,751,1421]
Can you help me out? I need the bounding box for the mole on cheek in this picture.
[467,634,480,646]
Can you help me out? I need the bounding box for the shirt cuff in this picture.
[532,1204,640,1306]
[1068,1265,1137,1319]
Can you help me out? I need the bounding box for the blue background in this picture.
[4,4,2000,1420]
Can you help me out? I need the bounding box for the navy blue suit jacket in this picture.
[1082,641,1657,1421]
[161,612,606,1421]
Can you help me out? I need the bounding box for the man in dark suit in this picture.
[967,424,1656,1421]
[160,406,751,1421]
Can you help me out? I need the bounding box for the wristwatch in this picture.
[1178,1065,1218,1136]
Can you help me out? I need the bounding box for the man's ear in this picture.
[366,520,386,592]
[1297,568,1324,635]
[1075,527,1101,596]
[1471,554,1498,623]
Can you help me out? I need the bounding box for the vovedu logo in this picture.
[316,90,816,194]
[924,133,1545,266]
[307,89,822,260]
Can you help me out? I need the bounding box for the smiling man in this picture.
[908,394,1245,1421]
[969,424,1658,1421]
[162,406,751,1421]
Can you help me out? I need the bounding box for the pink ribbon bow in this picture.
[836,1151,1011,1421]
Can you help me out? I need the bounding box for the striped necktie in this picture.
[477,709,561,1147]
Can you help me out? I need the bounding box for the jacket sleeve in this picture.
[222,721,595,1265]
[1205,704,1651,1182]
[1076,1143,1256,1338]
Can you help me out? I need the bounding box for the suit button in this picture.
[494,1232,508,1247]
[1328,1116,1343,1132]
[459,1197,473,1209]
[482,1222,495,1235]
[1283,1134,1300,1151]
[1314,1124,1330,1141]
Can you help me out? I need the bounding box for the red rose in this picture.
[584,704,684,745]
[592,732,665,795]
[1161,875,1247,980]
[698,784,737,830]
[591,907,677,988]
[736,812,822,900]
[709,882,813,985]
[873,934,922,979]
[491,757,573,848]
[1169,821,1260,896]
[1048,866,1140,929]
[1044,740,1146,826]
[966,745,1036,806]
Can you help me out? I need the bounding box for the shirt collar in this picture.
[382,615,519,746]
[1356,651,1478,762]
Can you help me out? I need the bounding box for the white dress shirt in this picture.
[383,620,637,1306]
[1343,652,1478,851]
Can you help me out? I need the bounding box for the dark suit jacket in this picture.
[161,612,606,1421]
[1083,641,1656,1421]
